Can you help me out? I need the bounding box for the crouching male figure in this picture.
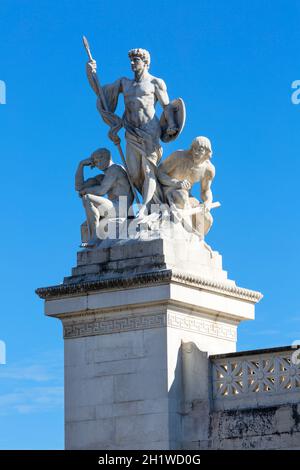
[157,136,216,238]
[75,148,134,246]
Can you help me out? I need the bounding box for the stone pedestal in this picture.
[36,238,262,449]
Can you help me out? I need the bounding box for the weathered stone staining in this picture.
[181,345,300,449]
[35,41,300,450]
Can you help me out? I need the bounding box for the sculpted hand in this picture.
[87,59,97,74]
[166,126,179,136]
[108,130,121,145]
[179,179,191,190]
[81,158,92,167]
[204,201,212,211]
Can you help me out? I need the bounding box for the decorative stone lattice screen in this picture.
[211,347,300,410]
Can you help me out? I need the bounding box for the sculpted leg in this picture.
[190,198,213,238]
[204,211,213,236]
[82,195,114,243]
[165,189,194,231]
[126,143,142,192]
[141,156,157,210]
[166,188,189,209]
[82,195,99,241]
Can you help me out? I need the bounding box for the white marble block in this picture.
[36,238,262,449]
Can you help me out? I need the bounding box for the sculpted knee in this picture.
[82,194,93,207]
[127,166,139,186]
[170,189,188,209]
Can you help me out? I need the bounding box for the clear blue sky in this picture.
[0,0,299,449]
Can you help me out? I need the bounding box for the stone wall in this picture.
[206,404,300,449]
[182,345,300,449]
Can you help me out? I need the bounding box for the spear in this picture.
[82,35,140,205]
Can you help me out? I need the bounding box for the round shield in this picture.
[160,97,186,143]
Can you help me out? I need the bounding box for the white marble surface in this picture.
[49,259,260,449]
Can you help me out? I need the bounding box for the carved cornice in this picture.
[36,268,262,303]
[36,270,172,298]
[171,270,262,302]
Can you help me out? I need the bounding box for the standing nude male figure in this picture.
[86,48,179,216]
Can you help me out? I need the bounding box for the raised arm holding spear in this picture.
[82,36,140,206]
